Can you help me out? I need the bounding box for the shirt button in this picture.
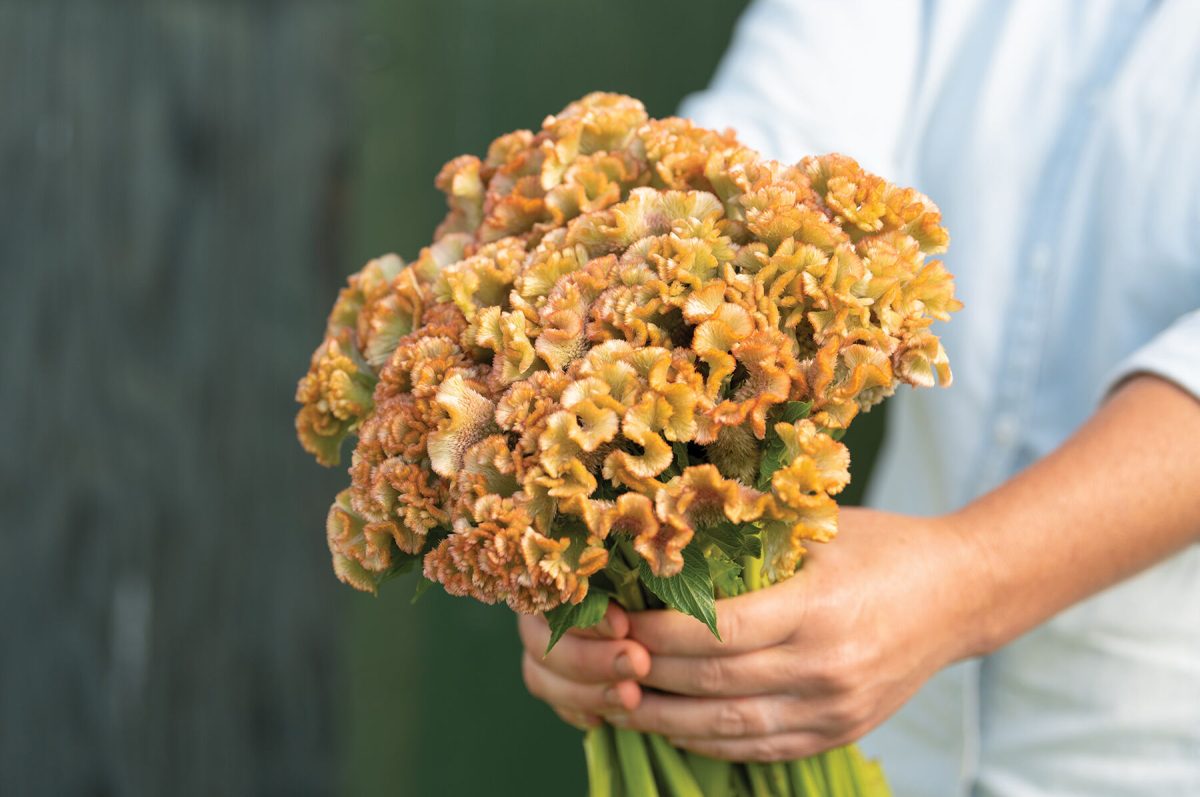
[993,415,1020,447]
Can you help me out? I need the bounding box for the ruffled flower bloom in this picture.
[762,419,852,582]
[295,338,375,466]
[297,92,959,605]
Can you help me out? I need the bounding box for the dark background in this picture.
[1,2,883,795]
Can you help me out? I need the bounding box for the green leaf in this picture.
[672,441,690,469]
[776,400,813,424]
[701,521,762,560]
[374,553,421,587]
[755,446,785,490]
[575,588,610,628]
[638,544,720,639]
[707,548,746,599]
[373,525,451,592]
[410,577,434,604]
[543,588,611,654]
[756,401,813,490]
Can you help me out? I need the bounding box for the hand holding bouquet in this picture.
[296,93,959,795]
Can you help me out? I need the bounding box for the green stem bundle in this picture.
[584,725,617,797]
[585,742,888,797]
[615,727,659,797]
[588,551,890,796]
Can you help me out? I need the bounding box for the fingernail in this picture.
[606,712,629,727]
[603,686,623,707]
[614,653,636,679]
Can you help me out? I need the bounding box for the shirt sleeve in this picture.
[1103,309,1200,400]
[678,0,924,179]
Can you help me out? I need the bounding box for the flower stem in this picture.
[584,725,618,797]
[647,734,705,797]
[786,761,807,795]
[742,553,765,592]
[614,727,660,797]
[686,751,734,797]
[846,745,892,796]
[820,748,853,795]
[816,748,844,792]
[614,571,646,611]
[732,765,753,796]
[804,756,829,794]
[766,762,792,795]
[745,763,773,797]
[613,540,647,611]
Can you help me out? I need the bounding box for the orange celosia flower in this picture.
[326,490,395,593]
[427,373,497,477]
[295,338,375,466]
[649,465,773,576]
[298,93,959,601]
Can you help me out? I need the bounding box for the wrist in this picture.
[935,509,1004,661]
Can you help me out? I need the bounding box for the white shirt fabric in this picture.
[680,1,1200,795]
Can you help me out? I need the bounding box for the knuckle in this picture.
[825,695,866,729]
[716,699,774,737]
[806,667,842,695]
[775,654,809,691]
[811,646,863,695]
[715,701,749,737]
[833,640,872,679]
[693,656,728,694]
[747,737,783,763]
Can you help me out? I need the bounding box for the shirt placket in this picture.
[963,5,1155,795]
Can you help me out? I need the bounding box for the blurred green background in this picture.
[2,2,884,795]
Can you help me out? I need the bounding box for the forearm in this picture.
[948,374,1200,659]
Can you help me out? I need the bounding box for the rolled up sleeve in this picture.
[1104,309,1200,400]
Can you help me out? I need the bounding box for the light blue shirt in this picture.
[682,1,1200,794]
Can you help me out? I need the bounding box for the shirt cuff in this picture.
[1103,309,1200,400]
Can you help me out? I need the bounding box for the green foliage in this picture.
[669,441,691,476]
[373,553,422,588]
[410,577,434,604]
[776,400,814,424]
[375,526,449,593]
[693,521,761,599]
[544,588,610,653]
[701,521,762,560]
[706,549,746,599]
[638,544,720,639]
[756,401,812,489]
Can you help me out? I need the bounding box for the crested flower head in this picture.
[298,93,959,601]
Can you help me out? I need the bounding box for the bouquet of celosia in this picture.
[296,93,959,796]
